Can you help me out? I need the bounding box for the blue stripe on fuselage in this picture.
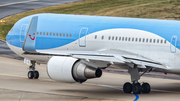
[6,13,180,50]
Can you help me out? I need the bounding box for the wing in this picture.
[23,49,169,71]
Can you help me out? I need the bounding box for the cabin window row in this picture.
[36,32,72,37]
[94,35,167,44]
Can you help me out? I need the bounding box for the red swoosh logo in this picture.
[29,34,35,40]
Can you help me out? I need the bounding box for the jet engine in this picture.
[47,56,102,83]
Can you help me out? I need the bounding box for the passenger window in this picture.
[46,32,48,36]
[146,39,148,42]
[139,38,141,42]
[125,37,127,41]
[157,39,159,43]
[132,38,134,41]
[109,36,111,40]
[128,37,131,41]
[135,38,138,42]
[60,33,61,37]
[153,39,156,43]
[66,34,68,37]
[122,37,124,41]
[70,34,72,37]
[112,36,114,40]
[53,33,55,36]
[116,37,118,40]
[56,33,58,36]
[50,32,52,36]
[164,40,166,44]
[143,38,145,42]
[161,39,163,43]
[43,32,45,36]
[119,37,121,41]
[40,32,42,35]
[150,39,152,43]
[95,35,97,39]
[37,32,38,35]
[102,36,104,40]
[63,33,65,37]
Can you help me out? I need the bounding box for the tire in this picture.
[34,71,39,79]
[142,83,151,93]
[132,83,142,94]
[28,71,34,79]
[123,82,132,93]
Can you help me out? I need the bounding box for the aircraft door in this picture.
[79,27,88,47]
[20,24,28,42]
[170,35,178,53]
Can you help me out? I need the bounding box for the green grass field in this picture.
[1,0,180,40]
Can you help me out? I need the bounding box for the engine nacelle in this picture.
[47,56,102,83]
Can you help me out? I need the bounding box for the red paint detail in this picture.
[29,34,35,40]
[33,33,35,35]
[164,72,167,75]
[75,14,77,15]
[103,69,106,71]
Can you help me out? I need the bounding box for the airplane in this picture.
[6,13,180,94]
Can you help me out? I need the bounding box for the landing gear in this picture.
[33,70,39,79]
[132,83,142,94]
[28,71,34,79]
[123,66,151,94]
[123,82,151,94]
[27,61,39,79]
[123,82,132,93]
[142,83,151,93]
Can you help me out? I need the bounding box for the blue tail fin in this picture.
[23,16,38,52]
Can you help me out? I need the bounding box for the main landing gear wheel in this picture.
[123,82,132,93]
[132,83,142,94]
[142,83,151,93]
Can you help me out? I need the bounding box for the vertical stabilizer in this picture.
[22,16,38,52]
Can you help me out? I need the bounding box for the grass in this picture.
[1,0,180,40]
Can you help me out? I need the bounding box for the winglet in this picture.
[22,16,38,52]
